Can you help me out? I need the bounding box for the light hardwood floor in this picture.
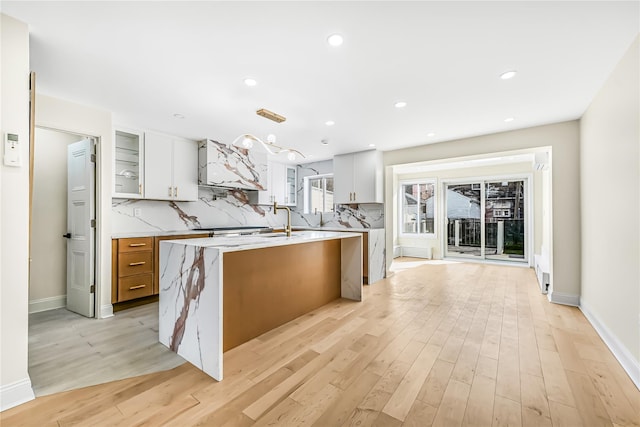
[3,260,639,426]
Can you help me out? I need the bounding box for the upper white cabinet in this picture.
[256,161,297,206]
[144,131,198,201]
[333,150,383,204]
[198,139,268,191]
[285,165,297,206]
[113,127,144,198]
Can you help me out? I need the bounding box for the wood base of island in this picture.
[159,231,362,381]
[223,239,341,351]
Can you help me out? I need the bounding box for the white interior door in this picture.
[66,138,95,317]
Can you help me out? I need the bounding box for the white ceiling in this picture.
[2,1,638,163]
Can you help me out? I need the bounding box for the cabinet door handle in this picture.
[174,186,178,197]
[129,284,146,290]
[128,243,146,247]
[139,184,142,195]
[168,186,172,197]
[129,261,146,266]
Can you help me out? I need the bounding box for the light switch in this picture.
[4,133,21,167]
[134,208,142,217]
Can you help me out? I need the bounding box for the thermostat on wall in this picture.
[4,133,21,167]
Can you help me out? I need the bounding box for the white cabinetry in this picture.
[285,165,297,206]
[333,150,383,204]
[144,131,198,201]
[113,128,144,198]
[256,161,297,206]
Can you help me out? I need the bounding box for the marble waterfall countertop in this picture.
[112,227,382,239]
[161,230,363,252]
[158,230,363,381]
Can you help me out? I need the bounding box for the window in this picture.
[400,180,435,236]
[305,174,334,213]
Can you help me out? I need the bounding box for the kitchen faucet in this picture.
[273,202,292,237]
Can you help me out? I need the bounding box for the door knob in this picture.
[63,233,71,239]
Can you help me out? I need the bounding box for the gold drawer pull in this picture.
[129,261,146,266]
[129,284,146,290]
[128,243,146,247]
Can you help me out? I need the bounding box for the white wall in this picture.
[0,13,35,410]
[384,121,581,305]
[29,128,82,312]
[394,161,543,261]
[580,35,639,387]
[35,95,113,319]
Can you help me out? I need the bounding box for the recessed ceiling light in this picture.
[327,34,343,47]
[325,120,335,126]
[394,101,407,109]
[320,139,329,145]
[427,132,435,137]
[368,144,376,148]
[504,117,514,122]
[173,113,185,119]
[243,78,257,87]
[500,70,517,80]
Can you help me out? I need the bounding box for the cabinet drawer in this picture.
[118,251,153,276]
[118,274,153,302]
[118,237,153,253]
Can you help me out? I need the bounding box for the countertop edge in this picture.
[158,231,362,253]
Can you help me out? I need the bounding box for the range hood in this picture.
[198,139,269,191]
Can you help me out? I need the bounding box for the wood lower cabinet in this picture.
[112,234,209,304]
[114,237,153,302]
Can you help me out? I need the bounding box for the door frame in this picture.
[441,173,534,266]
[30,125,100,318]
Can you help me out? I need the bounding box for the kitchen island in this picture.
[158,230,362,381]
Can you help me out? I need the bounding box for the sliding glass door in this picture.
[484,180,526,262]
[445,183,482,258]
[445,178,527,263]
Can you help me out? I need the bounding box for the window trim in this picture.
[304,173,334,214]
[398,179,437,239]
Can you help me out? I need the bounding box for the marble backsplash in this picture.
[112,187,290,234]
[291,204,384,229]
[112,159,385,234]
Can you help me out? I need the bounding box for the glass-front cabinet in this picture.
[285,165,297,206]
[113,128,144,198]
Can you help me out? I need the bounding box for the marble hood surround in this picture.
[198,139,268,191]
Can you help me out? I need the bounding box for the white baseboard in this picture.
[548,291,580,307]
[580,300,640,390]
[99,303,114,319]
[393,246,401,258]
[28,295,66,314]
[0,378,35,411]
[399,246,432,259]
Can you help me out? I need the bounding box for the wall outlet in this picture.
[133,208,141,217]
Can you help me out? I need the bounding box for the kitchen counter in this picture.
[112,229,213,239]
[158,231,362,381]
[293,226,381,232]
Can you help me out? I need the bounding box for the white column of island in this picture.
[158,230,362,381]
